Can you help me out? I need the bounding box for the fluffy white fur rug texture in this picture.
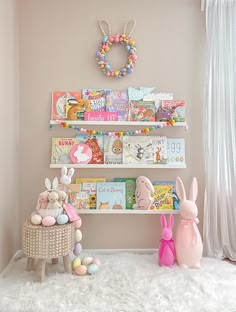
[0,251,236,312]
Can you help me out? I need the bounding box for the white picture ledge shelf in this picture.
[50,163,187,169]
[50,120,188,127]
[77,209,180,215]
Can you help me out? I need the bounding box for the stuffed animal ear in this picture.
[68,168,75,178]
[45,178,51,190]
[168,214,174,229]
[160,214,167,228]
[176,176,186,201]
[61,167,67,177]
[52,177,58,190]
[145,179,154,193]
[189,177,198,202]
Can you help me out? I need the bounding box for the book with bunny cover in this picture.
[51,91,81,120]
[75,134,104,164]
[96,182,126,210]
[51,138,81,164]
[104,135,123,164]
[113,178,136,209]
[150,181,180,210]
[105,90,129,121]
[122,136,153,164]
[129,101,156,122]
[82,89,110,111]
[58,184,90,209]
[152,136,167,164]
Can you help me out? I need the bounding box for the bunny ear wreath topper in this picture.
[96,19,137,78]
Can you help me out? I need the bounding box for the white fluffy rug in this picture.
[0,251,236,312]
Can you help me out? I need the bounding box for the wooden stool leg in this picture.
[26,257,35,271]
[52,258,58,264]
[37,259,46,282]
[63,255,72,274]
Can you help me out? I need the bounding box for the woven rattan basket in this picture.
[22,220,75,259]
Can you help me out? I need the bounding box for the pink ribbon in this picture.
[181,218,199,246]
[159,238,176,258]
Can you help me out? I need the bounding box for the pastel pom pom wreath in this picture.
[96,33,137,78]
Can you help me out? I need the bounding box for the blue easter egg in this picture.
[87,263,99,275]
[126,45,131,50]
[56,214,69,225]
[102,36,108,42]
[105,64,111,70]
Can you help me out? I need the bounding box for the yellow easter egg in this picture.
[72,256,81,271]
[114,71,119,76]
[129,40,135,46]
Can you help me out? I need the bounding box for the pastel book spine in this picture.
[122,136,153,164]
[129,101,156,122]
[113,178,136,209]
[166,138,185,166]
[104,135,123,164]
[82,89,110,111]
[96,182,126,210]
[51,138,80,164]
[51,91,81,120]
[152,136,167,164]
[161,99,185,122]
[152,181,180,210]
[75,134,104,164]
[105,90,129,121]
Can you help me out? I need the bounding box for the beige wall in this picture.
[0,0,19,272]
[18,0,205,250]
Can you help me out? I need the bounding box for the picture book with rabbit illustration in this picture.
[122,136,153,164]
[129,101,156,122]
[96,182,126,210]
[150,181,180,210]
[75,134,104,164]
[152,136,167,164]
[51,91,81,120]
[51,138,81,164]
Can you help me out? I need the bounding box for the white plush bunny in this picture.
[60,167,75,185]
[175,176,203,268]
[133,176,154,210]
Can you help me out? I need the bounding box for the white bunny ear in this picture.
[52,177,58,190]
[68,168,74,178]
[176,177,186,201]
[61,167,67,177]
[189,177,198,202]
[45,178,51,190]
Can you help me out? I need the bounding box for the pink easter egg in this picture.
[109,37,114,42]
[75,218,82,229]
[75,265,87,276]
[42,216,56,227]
[114,37,119,43]
[131,54,137,60]
[106,72,111,76]
[92,258,101,266]
[73,242,83,256]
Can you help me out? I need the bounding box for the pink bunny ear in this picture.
[168,214,174,229]
[189,177,198,202]
[176,176,186,201]
[160,214,167,228]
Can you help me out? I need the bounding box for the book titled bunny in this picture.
[133,176,154,210]
[159,214,175,267]
[175,176,203,268]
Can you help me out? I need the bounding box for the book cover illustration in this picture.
[161,100,185,122]
[82,89,110,111]
[129,101,156,122]
[75,177,106,184]
[167,138,185,165]
[152,136,167,164]
[96,182,126,210]
[105,90,129,121]
[82,182,97,209]
[150,181,180,210]
[128,87,155,101]
[143,92,173,109]
[104,135,123,164]
[122,136,153,164]
[51,91,81,120]
[51,138,81,164]
[66,99,92,120]
[58,184,89,210]
[75,134,104,164]
[113,178,136,209]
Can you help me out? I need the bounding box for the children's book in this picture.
[75,177,106,184]
[143,92,173,109]
[96,182,126,210]
[58,184,89,210]
[104,135,123,164]
[152,136,167,164]
[75,134,104,164]
[81,182,97,209]
[65,99,92,120]
[51,91,81,120]
[150,181,180,210]
[82,89,110,111]
[128,87,156,101]
[105,90,129,121]
[122,136,153,164]
[51,138,81,164]
[161,99,185,122]
[166,138,185,166]
[113,178,136,209]
[129,101,156,122]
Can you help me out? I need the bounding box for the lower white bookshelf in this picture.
[50,163,186,169]
[77,209,180,215]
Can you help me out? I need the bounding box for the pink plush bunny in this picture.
[175,177,203,268]
[35,191,49,210]
[133,176,154,210]
[159,214,175,267]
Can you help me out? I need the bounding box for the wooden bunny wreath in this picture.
[96,19,137,78]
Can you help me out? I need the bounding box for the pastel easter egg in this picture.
[87,263,99,275]
[114,37,119,43]
[75,229,82,242]
[114,71,119,77]
[106,72,111,76]
[72,256,81,271]
[56,214,69,225]
[105,64,111,70]
[31,214,42,225]
[131,54,137,61]
[73,242,82,256]
[75,265,87,276]
[75,218,82,229]
[102,36,108,42]
[129,40,135,46]
[92,258,101,266]
[42,216,56,227]
[82,256,94,266]
[109,37,114,42]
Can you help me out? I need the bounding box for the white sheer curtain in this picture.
[203,0,236,260]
